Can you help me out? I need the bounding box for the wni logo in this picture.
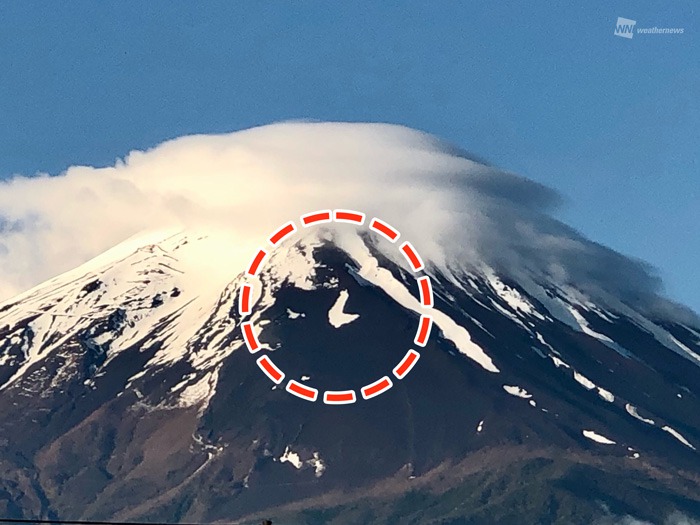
[614,17,637,39]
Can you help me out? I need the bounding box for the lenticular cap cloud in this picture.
[0,121,696,325]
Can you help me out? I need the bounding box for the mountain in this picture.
[1,220,699,525]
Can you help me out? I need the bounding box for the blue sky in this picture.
[0,2,698,312]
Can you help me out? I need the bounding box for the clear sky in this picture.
[0,2,698,312]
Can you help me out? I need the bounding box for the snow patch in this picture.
[328,289,360,328]
[177,368,220,414]
[536,332,557,354]
[486,272,544,320]
[625,404,655,425]
[279,446,303,469]
[573,372,596,390]
[308,452,326,478]
[170,373,197,393]
[266,238,321,292]
[597,387,614,403]
[503,385,532,399]
[662,426,696,450]
[287,308,305,319]
[582,430,616,445]
[571,371,614,402]
[279,447,326,476]
[567,305,631,358]
[550,355,570,369]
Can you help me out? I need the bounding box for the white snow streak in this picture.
[573,372,596,390]
[662,426,696,450]
[338,232,499,373]
[582,430,616,445]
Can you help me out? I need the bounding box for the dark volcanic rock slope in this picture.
[0,229,699,525]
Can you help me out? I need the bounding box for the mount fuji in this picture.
[0,123,698,525]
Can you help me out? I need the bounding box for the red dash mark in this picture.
[239,284,252,315]
[417,276,433,308]
[268,222,296,245]
[323,390,357,405]
[369,218,400,242]
[241,322,260,353]
[400,242,424,272]
[247,248,267,277]
[393,349,420,379]
[301,210,332,227]
[361,376,393,400]
[414,315,433,347]
[286,380,319,401]
[257,356,285,384]
[334,209,365,224]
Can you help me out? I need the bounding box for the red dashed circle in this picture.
[239,210,434,403]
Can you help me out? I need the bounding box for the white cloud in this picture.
[0,121,697,325]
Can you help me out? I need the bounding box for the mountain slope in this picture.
[1,223,699,524]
